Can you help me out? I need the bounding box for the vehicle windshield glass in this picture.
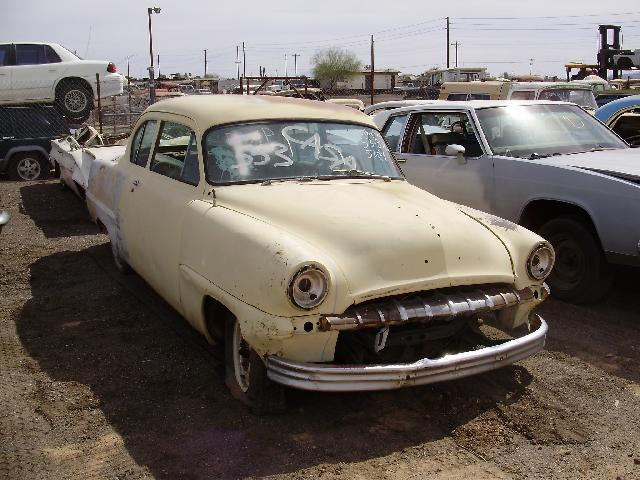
[475,104,628,158]
[204,121,403,184]
[537,88,597,109]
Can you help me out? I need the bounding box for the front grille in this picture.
[319,284,537,332]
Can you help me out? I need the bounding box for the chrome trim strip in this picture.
[267,315,547,392]
[319,285,539,332]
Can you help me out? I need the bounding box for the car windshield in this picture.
[475,104,628,158]
[537,88,597,110]
[204,121,403,184]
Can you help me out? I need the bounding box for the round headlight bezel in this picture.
[288,265,329,310]
[526,243,555,281]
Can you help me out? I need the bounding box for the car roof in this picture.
[594,94,640,122]
[145,95,376,128]
[0,41,60,46]
[372,100,577,126]
[510,81,592,90]
[363,100,446,114]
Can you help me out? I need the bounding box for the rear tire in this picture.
[224,316,286,415]
[56,80,93,120]
[538,217,612,303]
[8,153,49,181]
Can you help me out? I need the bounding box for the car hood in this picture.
[537,148,640,182]
[216,180,515,302]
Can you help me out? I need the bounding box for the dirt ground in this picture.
[1,178,640,480]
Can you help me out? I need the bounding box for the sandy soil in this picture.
[1,178,639,480]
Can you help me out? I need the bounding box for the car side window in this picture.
[149,121,200,185]
[447,93,468,101]
[0,110,11,137]
[43,45,61,63]
[130,120,159,167]
[405,112,484,157]
[381,114,408,152]
[0,45,10,66]
[15,44,46,65]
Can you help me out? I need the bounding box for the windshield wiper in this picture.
[528,152,560,159]
[330,169,392,181]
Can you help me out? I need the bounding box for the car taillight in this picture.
[107,62,117,73]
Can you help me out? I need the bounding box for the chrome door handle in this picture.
[396,158,407,163]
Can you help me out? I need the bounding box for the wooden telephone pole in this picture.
[370,35,375,106]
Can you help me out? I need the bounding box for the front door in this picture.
[122,116,202,309]
[395,110,494,213]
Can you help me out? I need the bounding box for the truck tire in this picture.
[224,316,285,415]
[538,217,612,303]
[8,153,49,181]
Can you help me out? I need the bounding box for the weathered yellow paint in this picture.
[86,96,551,363]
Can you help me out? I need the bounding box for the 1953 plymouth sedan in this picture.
[80,95,553,413]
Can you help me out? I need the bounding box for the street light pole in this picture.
[147,6,161,104]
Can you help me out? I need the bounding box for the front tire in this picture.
[224,316,285,414]
[538,217,612,303]
[8,153,49,181]
[56,80,93,120]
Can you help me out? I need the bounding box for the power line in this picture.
[457,11,640,20]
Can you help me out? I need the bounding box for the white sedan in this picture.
[0,42,123,120]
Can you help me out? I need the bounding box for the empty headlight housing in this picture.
[288,265,329,309]
[527,243,555,281]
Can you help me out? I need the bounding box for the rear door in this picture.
[0,44,13,102]
[394,109,494,212]
[11,44,62,101]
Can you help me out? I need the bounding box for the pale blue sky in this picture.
[2,0,640,78]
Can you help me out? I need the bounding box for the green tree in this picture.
[312,48,362,90]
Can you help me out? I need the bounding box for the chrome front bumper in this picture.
[267,314,547,391]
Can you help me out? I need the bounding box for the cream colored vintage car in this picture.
[83,95,553,413]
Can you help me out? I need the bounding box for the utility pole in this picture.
[446,17,450,68]
[235,46,240,81]
[292,53,300,75]
[370,34,375,106]
[157,54,160,78]
[529,58,534,76]
[127,55,132,125]
[284,53,288,78]
[203,49,208,77]
[147,7,161,104]
[451,42,461,68]
[242,42,246,78]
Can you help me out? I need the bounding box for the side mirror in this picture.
[445,144,466,157]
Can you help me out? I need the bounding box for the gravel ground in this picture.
[1,178,639,480]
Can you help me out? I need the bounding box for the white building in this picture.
[324,70,399,92]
